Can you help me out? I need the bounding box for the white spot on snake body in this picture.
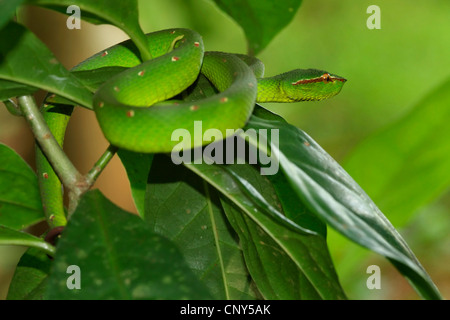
[127,110,135,118]
[220,97,228,103]
[138,70,145,76]
[101,51,108,57]
[98,102,104,108]
[190,105,199,111]
[114,86,120,92]
[194,41,200,47]
[172,56,179,62]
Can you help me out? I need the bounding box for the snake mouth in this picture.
[291,73,346,86]
[333,75,347,83]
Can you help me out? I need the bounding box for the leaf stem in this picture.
[86,144,118,187]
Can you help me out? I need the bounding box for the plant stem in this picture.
[18,95,84,189]
[86,144,118,187]
[18,95,119,220]
[67,144,118,218]
[18,95,89,222]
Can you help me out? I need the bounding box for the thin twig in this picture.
[86,144,118,187]
[67,145,118,218]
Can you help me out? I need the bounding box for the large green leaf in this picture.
[218,164,343,299]
[0,22,93,108]
[145,155,260,300]
[7,247,51,300]
[0,0,25,30]
[268,168,326,238]
[44,190,212,299]
[246,105,442,300]
[344,77,450,226]
[0,143,44,230]
[0,225,55,256]
[211,0,302,55]
[30,0,151,60]
[181,160,346,299]
[119,147,343,299]
[220,198,323,300]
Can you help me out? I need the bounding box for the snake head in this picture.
[280,68,347,102]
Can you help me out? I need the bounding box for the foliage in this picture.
[0,0,445,300]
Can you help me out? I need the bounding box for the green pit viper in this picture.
[36,28,346,227]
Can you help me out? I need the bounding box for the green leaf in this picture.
[247,105,442,300]
[31,0,151,60]
[71,67,127,92]
[44,190,212,299]
[7,247,51,300]
[211,0,303,55]
[220,197,324,299]
[268,169,327,238]
[218,164,343,299]
[117,150,153,218]
[44,67,127,106]
[3,99,23,116]
[0,143,44,230]
[145,155,260,300]
[221,165,317,236]
[0,22,93,108]
[0,79,37,102]
[181,160,346,299]
[0,225,55,256]
[0,0,25,30]
[344,77,450,226]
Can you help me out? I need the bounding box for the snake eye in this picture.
[321,73,332,83]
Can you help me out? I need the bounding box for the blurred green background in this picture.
[0,0,449,299]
